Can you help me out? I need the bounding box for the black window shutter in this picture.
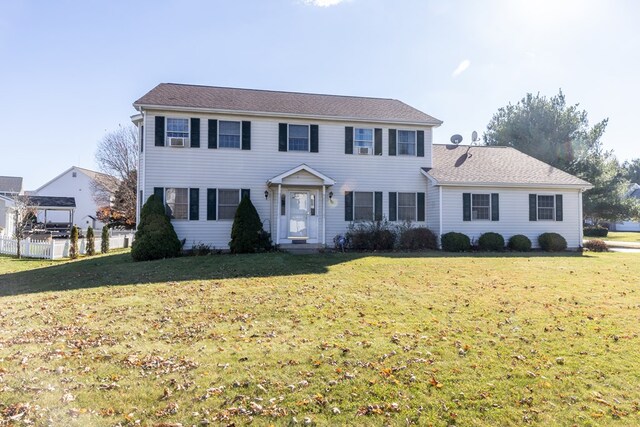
[463,193,471,221]
[389,129,397,156]
[310,125,319,153]
[241,188,250,200]
[154,187,164,204]
[140,125,144,152]
[417,192,425,221]
[389,192,397,221]
[208,119,217,149]
[529,194,537,221]
[155,116,165,146]
[279,123,288,151]
[242,121,251,150]
[417,130,425,157]
[190,118,200,148]
[555,194,563,221]
[374,192,383,221]
[189,188,199,220]
[344,191,353,221]
[207,189,217,220]
[374,128,382,155]
[491,193,499,221]
[345,127,353,154]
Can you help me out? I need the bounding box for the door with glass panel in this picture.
[288,191,309,239]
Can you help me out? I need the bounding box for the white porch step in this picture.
[279,243,325,254]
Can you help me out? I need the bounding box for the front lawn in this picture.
[585,231,640,243]
[1,251,639,426]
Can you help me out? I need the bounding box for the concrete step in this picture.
[279,243,325,254]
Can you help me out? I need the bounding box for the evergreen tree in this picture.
[86,227,95,256]
[101,226,110,254]
[229,195,263,253]
[131,194,181,261]
[69,226,79,259]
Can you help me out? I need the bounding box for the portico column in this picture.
[322,185,326,246]
[276,184,281,245]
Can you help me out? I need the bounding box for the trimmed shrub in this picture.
[69,226,79,259]
[229,195,266,254]
[478,232,505,251]
[346,220,397,251]
[191,242,213,256]
[584,239,608,252]
[538,232,567,252]
[398,227,438,250]
[441,232,471,252]
[86,227,95,256]
[101,226,109,254]
[131,194,181,261]
[583,226,608,237]
[508,234,532,252]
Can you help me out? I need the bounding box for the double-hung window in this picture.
[288,125,309,151]
[354,192,374,221]
[397,130,416,155]
[218,189,240,220]
[354,128,373,155]
[219,121,241,148]
[472,194,490,220]
[165,188,188,220]
[537,195,555,220]
[166,118,189,145]
[398,192,417,221]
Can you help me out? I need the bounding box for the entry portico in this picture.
[267,164,335,246]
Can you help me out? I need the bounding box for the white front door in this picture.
[288,191,309,239]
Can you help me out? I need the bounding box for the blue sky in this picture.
[1,0,638,189]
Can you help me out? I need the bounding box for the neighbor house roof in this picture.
[0,176,23,194]
[134,83,443,125]
[34,166,119,194]
[425,145,592,188]
[22,196,76,209]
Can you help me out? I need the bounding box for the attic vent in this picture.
[72,172,77,178]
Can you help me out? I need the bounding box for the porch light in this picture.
[329,191,333,200]
[264,190,269,199]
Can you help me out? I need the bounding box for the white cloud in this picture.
[302,0,345,7]
[452,59,471,77]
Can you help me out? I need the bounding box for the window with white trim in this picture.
[397,130,416,155]
[166,118,190,146]
[219,121,241,148]
[537,195,555,220]
[354,191,374,221]
[354,128,373,155]
[472,194,490,220]
[288,124,309,151]
[165,188,188,220]
[218,189,240,220]
[398,192,417,221]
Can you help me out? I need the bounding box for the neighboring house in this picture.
[132,83,591,249]
[0,194,16,237]
[0,176,23,197]
[611,183,640,232]
[32,166,118,230]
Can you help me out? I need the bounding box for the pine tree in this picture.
[131,194,181,261]
[229,195,263,253]
[86,227,96,256]
[69,226,79,259]
[101,226,110,254]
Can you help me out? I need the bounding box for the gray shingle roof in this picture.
[22,196,76,208]
[0,176,23,193]
[427,144,592,188]
[134,83,442,125]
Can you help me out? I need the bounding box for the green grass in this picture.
[586,231,640,243]
[1,250,639,426]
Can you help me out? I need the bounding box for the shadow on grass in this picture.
[0,250,589,297]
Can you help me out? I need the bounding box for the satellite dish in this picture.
[450,134,463,144]
[471,131,478,142]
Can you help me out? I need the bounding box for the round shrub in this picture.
[538,232,567,252]
[131,195,181,261]
[345,221,397,251]
[477,232,505,251]
[398,227,438,250]
[441,232,471,252]
[584,239,608,252]
[583,226,608,238]
[508,234,532,252]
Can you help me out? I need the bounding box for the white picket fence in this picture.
[0,234,135,260]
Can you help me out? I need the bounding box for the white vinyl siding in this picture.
[218,189,240,220]
[354,192,374,221]
[165,188,188,220]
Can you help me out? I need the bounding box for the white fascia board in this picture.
[436,181,593,190]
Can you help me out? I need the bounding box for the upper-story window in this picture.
[166,118,190,146]
[289,125,309,151]
[472,194,490,220]
[354,128,373,155]
[165,188,188,220]
[397,130,416,155]
[537,195,555,220]
[219,121,241,148]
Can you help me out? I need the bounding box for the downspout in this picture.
[438,185,443,239]
[578,189,584,247]
[138,108,147,228]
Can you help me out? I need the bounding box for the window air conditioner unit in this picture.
[357,146,371,155]
[168,137,187,147]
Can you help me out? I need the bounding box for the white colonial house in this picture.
[132,83,591,250]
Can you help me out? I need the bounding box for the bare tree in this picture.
[94,124,139,227]
[12,195,35,259]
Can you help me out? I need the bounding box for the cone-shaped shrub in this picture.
[131,194,181,261]
[229,195,263,254]
[86,226,95,256]
[69,226,79,259]
[101,226,109,254]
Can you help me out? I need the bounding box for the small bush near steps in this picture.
[583,239,608,252]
